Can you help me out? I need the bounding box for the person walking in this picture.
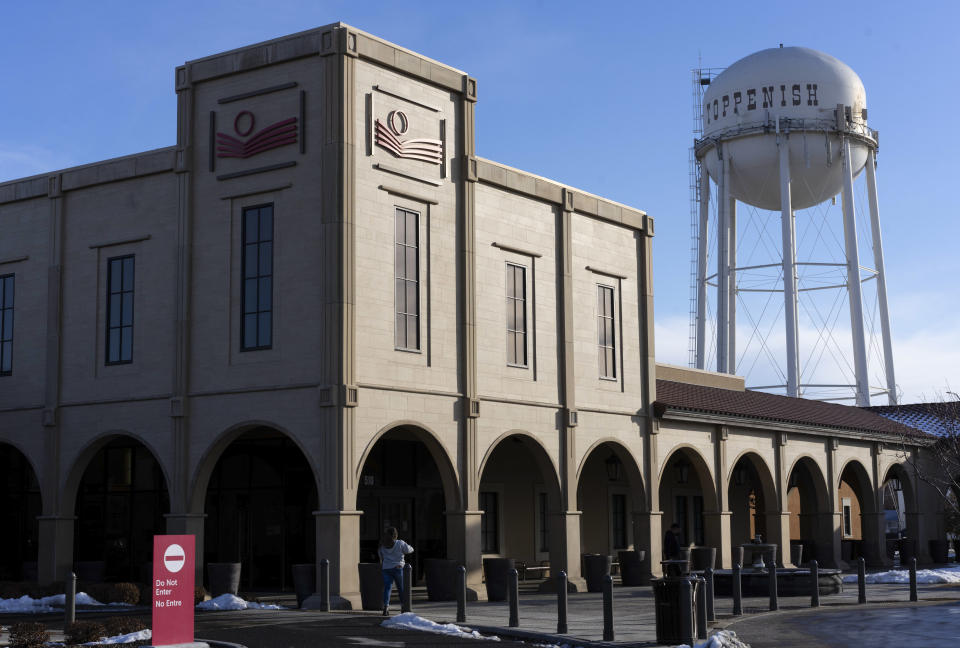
[379,526,414,616]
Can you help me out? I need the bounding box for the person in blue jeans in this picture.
[379,526,414,616]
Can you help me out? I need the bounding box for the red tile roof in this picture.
[654,379,928,438]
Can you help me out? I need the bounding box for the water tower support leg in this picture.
[716,152,731,373]
[696,168,710,370]
[778,135,800,397]
[865,149,897,404]
[728,197,737,369]
[840,136,871,406]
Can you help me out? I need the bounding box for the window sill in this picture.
[394,347,422,354]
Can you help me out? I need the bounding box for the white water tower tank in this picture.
[700,47,869,210]
[692,46,897,407]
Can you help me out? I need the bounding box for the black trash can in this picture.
[483,558,514,602]
[583,554,612,593]
[424,558,458,601]
[652,576,700,645]
[207,562,241,597]
[790,543,804,567]
[359,563,384,611]
[618,550,646,586]
[292,563,315,608]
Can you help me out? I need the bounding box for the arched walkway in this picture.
[786,456,832,566]
[0,443,41,580]
[576,441,645,557]
[727,452,777,555]
[659,447,720,552]
[356,424,459,583]
[882,463,917,561]
[839,460,881,565]
[203,427,317,591]
[73,436,169,582]
[479,432,561,574]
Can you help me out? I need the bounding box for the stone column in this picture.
[766,511,793,567]
[306,510,362,609]
[637,510,663,579]
[446,511,484,600]
[165,513,206,583]
[37,515,75,583]
[860,512,889,567]
[543,510,585,592]
[815,512,843,569]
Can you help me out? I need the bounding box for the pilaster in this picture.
[37,515,74,583]
[446,511,484,600]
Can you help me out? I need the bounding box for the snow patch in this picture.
[195,593,283,610]
[841,565,960,584]
[85,629,152,644]
[676,629,752,648]
[382,612,500,641]
[0,591,122,613]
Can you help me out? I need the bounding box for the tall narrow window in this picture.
[0,274,13,375]
[537,491,549,554]
[506,263,527,366]
[394,207,420,351]
[105,256,135,364]
[479,491,499,554]
[242,204,273,350]
[598,284,616,379]
[611,493,627,549]
[842,498,853,537]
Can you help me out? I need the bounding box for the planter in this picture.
[618,550,646,586]
[75,561,106,583]
[690,547,716,571]
[929,539,949,564]
[359,563,384,611]
[424,559,457,601]
[582,554,611,593]
[292,563,316,608]
[207,562,241,597]
[482,558,514,602]
[731,546,744,569]
[790,543,803,567]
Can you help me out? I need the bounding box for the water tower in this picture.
[689,47,896,406]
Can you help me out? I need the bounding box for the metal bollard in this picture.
[508,568,519,628]
[810,560,820,608]
[858,557,866,604]
[319,559,330,612]
[602,574,614,641]
[768,561,778,611]
[705,567,715,622]
[732,563,743,616]
[695,576,707,640]
[680,578,695,648]
[402,564,412,612]
[557,571,568,634]
[65,571,76,626]
[909,557,918,602]
[456,566,466,623]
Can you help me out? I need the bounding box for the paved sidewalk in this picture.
[410,579,960,646]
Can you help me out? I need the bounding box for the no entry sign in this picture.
[152,535,195,646]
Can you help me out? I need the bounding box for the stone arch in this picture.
[786,455,833,567]
[188,419,317,513]
[478,431,563,576]
[0,441,42,580]
[838,458,880,565]
[880,462,916,560]
[355,421,462,577]
[575,439,646,559]
[63,430,172,515]
[66,432,171,582]
[659,445,720,552]
[726,450,778,554]
[356,420,460,511]
[197,422,318,590]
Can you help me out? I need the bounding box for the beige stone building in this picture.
[0,23,942,607]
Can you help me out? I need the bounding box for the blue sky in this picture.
[2,0,957,403]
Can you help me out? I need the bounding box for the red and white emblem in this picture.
[216,110,298,159]
[375,110,442,165]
